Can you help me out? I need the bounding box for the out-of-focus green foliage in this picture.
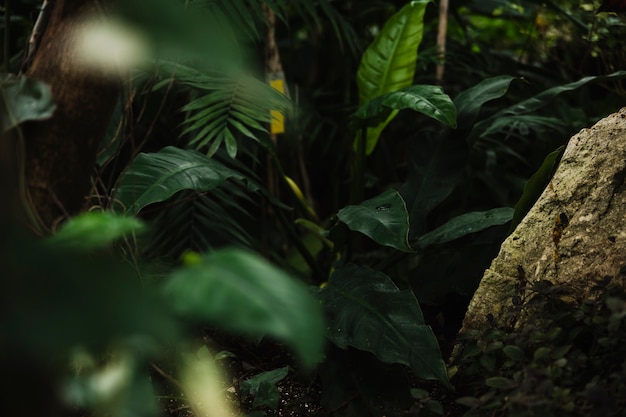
[3,0,626,416]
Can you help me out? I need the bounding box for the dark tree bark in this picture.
[22,0,119,231]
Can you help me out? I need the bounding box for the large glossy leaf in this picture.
[415,207,514,249]
[353,85,456,129]
[162,248,326,368]
[1,76,55,133]
[46,211,145,251]
[336,189,412,252]
[356,0,431,154]
[319,264,450,387]
[114,146,256,215]
[509,146,565,233]
[454,75,516,129]
[400,136,467,239]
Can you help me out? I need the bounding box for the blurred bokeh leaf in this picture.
[162,248,326,368]
[1,75,55,133]
[46,211,145,251]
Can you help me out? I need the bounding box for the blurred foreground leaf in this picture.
[163,248,326,368]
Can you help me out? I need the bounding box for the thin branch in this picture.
[436,0,449,84]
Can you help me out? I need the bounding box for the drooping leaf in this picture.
[415,208,514,249]
[479,114,566,140]
[356,0,431,154]
[454,75,516,129]
[1,76,55,133]
[400,136,467,239]
[162,248,326,368]
[46,211,145,251]
[319,264,450,387]
[353,85,456,129]
[336,189,412,252]
[114,146,257,216]
[509,146,565,233]
[472,70,626,140]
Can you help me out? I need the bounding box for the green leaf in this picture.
[241,367,289,395]
[46,211,145,251]
[485,376,518,390]
[479,114,566,139]
[353,85,456,129]
[1,75,55,133]
[319,264,450,387]
[241,367,289,410]
[509,146,565,233]
[356,0,431,154]
[336,189,412,252]
[400,136,467,238]
[472,70,626,140]
[454,75,516,129]
[114,146,256,216]
[162,248,325,368]
[502,345,526,362]
[415,208,514,249]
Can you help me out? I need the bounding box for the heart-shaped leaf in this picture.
[336,189,412,252]
[319,265,450,387]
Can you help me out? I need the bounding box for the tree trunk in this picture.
[458,107,626,336]
[22,0,119,231]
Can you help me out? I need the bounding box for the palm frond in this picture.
[142,189,260,259]
[153,61,290,158]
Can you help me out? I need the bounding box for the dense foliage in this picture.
[1,0,625,416]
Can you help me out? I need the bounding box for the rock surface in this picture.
[460,107,626,333]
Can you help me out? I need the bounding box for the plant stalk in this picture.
[350,126,367,205]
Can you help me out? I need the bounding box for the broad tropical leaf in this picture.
[400,136,467,239]
[1,76,55,133]
[454,75,516,129]
[356,0,431,154]
[336,189,412,252]
[353,85,456,129]
[319,264,450,386]
[163,248,326,368]
[47,211,145,251]
[415,207,514,249]
[114,146,257,215]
